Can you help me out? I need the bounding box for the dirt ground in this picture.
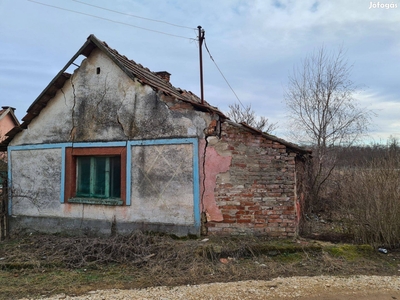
[2,232,400,300]
[23,276,400,300]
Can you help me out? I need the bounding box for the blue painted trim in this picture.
[127,137,200,230]
[126,142,132,206]
[128,138,197,146]
[60,147,66,204]
[72,141,127,148]
[9,138,201,231]
[8,144,69,206]
[9,143,72,151]
[191,139,201,229]
[8,141,127,151]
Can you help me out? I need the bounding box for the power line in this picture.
[28,0,196,41]
[203,37,246,110]
[71,0,196,30]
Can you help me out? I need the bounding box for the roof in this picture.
[0,34,226,150]
[0,106,20,127]
[0,34,310,155]
[24,34,225,124]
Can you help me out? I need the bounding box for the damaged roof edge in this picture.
[25,34,226,122]
[226,120,311,154]
[26,36,96,114]
[3,34,306,155]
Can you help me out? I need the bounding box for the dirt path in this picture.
[26,275,400,300]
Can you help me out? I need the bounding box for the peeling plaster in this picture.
[202,138,232,222]
[9,47,211,236]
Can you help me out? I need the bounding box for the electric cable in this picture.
[28,0,196,41]
[203,37,246,110]
[71,0,196,30]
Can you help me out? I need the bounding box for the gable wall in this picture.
[0,113,16,143]
[11,49,208,146]
[8,49,211,236]
[204,122,299,237]
[0,113,18,163]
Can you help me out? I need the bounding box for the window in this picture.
[76,156,121,198]
[65,147,126,205]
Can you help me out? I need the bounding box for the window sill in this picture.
[68,197,123,206]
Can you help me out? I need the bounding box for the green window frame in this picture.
[65,147,127,206]
[76,156,121,199]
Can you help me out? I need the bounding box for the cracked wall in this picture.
[9,49,211,236]
[11,149,62,216]
[11,49,209,145]
[130,144,195,225]
[204,122,299,237]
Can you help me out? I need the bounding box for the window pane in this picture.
[110,156,121,198]
[76,155,121,199]
[94,157,107,197]
[76,157,91,196]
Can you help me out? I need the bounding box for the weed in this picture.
[0,233,398,299]
[325,244,374,261]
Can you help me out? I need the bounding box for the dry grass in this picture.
[1,231,400,299]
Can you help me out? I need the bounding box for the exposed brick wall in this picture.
[206,122,300,237]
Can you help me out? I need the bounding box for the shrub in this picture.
[338,143,400,247]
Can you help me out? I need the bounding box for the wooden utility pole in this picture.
[198,26,205,104]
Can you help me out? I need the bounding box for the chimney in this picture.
[155,71,171,83]
[1,106,16,111]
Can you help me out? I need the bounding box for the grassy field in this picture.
[0,231,399,300]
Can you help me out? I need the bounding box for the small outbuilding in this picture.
[0,106,19,161]
[2,35,310,237]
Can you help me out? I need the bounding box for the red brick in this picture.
[241,201,256,206]
[222,219,236,223]
[268,218,283,223]
[241,193,254,198]
[221,205,240,210]
[254,224,266,228]
[247,206,260,211]
[234,163,247,168]
[237,219,252,223]
[268,214,281,219]
[267,193,282,197]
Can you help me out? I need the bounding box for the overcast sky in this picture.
[1,0,399,144]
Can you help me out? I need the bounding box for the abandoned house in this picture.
[1,34,311,237]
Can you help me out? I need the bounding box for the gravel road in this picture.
[22,275,400,300]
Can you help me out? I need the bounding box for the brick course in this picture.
[205,122,306,238]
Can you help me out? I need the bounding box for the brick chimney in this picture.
[155,71,171,83]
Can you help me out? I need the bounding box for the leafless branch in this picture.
[226,103,278,133]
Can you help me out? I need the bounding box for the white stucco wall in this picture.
[9,48,206,234]
[11,148,62,216]
[10,142,196,228]
[11,49,208,146]
[130,144,194,224]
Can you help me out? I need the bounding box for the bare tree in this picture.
[226,103,277,133]
[284,46,373,212]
